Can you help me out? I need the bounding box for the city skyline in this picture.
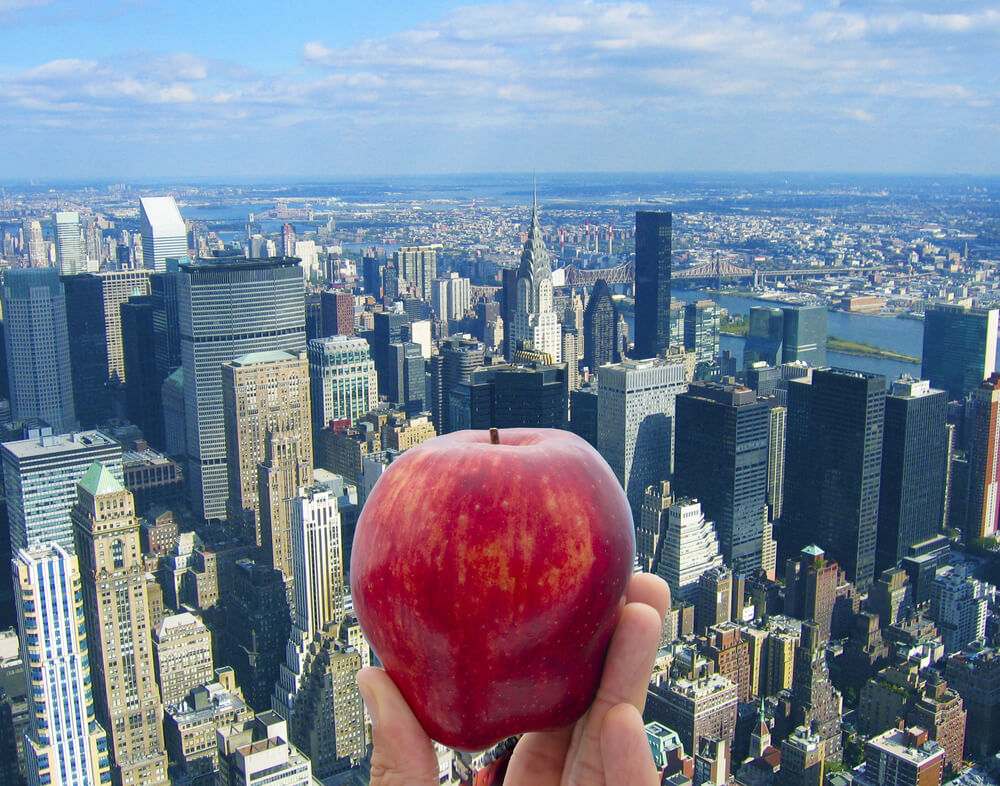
[0,0,998,179]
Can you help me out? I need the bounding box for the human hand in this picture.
[357,572,670,785]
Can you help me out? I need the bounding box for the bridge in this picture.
[557,261,634,287]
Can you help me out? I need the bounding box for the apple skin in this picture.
[350,427,635,751]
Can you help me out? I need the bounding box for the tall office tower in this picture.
[877,378,948,573]
[791,621,843,762]
[511,202,562,363]
[150,266,181,384]
[180,258,306,521]
[139,197,187,273]
[696,567,733,634]
[766,401,786,525]
[596,357,687,516]
[929,564,989,655]
[222,350,312,544]
[452,362,568,431]
[99,270,151,382]
[55,211,84,275]
[437,335,485,434]
[320,289,355,336]
[25,218,46,267]
[962,373,1000,541]
[782,368,887,592]
[258,433,314,581]
[282,223,296,257]
[387,341,426,416]
[922,303,999,402]
[656,498,725,607]
[744,306,784,367]
[217,713,315,786]
[646,674,737,760]
[293,240,319,281]
[583,278,620,372]
[152,612,214,708]
[784,545,839,643]
[746,363,780,397]
[3,429,122,555]
[781,304,827,366]
[633,211,672,359]
[362,254,382,298]
[393,245,438,301]
[308,336,378,433]
[637,480,673,573]
[674,382,770,574]
[683,299,720,364]
[71,463,169,786]
[61,273,110,428]
[368,310,410,395]
[500,266,519,359]
[121,296,163,446]
[2,269,76,432]
[431,272,471,321]
[381,258,400,300]
[14,544,111,786]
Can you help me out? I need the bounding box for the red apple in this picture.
[350,427,635,751]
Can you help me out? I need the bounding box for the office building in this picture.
[877,378,948,572]
[367,310,410,395]
[633,211,672,359]
[782,368,886,592]
[963,373,1000,541]
[511,202,562,363]
[683,299,720,364]
[674,381,770,574]
[744,306,784,367]
[655,498,725,607]
[222,350,312,544]
[906,675,967,777]
[150,266,182,387]
[922,302,999,402]
[71,463,169,786]
[2,429,122,555]
[14,544,111,786]
[180,257,306,521]
[451,362,568,431]
[861,727,944,786]
[25,218,46,267]
[597,357,687,516]
[781,305,827,366]
[153,612,215,709]
[647,674,738,760]
[121,296,162,446]
[282,224,296,258]
[431,272,471,321]
[436,335,485,434]
[139,197,188,273]
[392,245,438,302]
[784,545,840,643]
[766,400,786,528]
[320,289,354,336]
[61,273,110,428]
[929,564,988,655]
[637,480,672,574]
[99,270,152,382]
[2,268,76,432]
[55,211,85,275]
[747,362,781,397]
[386,341,426,416]
[309,335,378,432]
[790,621,843,762]
[583,278,620,372]
[697,567,733,634]
[217,712,315,786]
[945,647,1000,759]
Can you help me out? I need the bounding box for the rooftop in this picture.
[2,429,119,460]
[139,196,185,234]
[229,349,302,367]
[78,461,125,496]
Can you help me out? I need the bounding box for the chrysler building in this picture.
[511,196,562,363]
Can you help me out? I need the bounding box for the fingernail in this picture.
[358,675,380,730]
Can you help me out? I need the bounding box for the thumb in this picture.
[357,667,440,785]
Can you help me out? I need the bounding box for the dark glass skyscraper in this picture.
[876,378,948,573]
[922,303,999,402]
[454,362,568,430]
[674,381,770,575]
[782,368,886,593]
[121,295,163,447]
[633,211,672,359]
[61,273,108,429]
[781,305,827,366]
[583,278,620,372]
[745,306,784,367]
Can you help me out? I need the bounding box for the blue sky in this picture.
[1,0,998,179]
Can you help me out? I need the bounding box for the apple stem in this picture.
[490,427,500,444]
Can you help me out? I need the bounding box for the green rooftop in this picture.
[78,462,125,497]
[230,350,300,366]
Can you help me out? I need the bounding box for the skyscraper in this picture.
[583,278,620,372]
[877,378,948,572]
[511,202,562,363]
[436,335,485,434]
[633,211,672,359]
[2,268,76,432]
[25,218,46,267]
[392,245,438,302]
[922,303,999,402]
[55,211,84,276]
[781,305,827,366]
[597,357,687,515]
[179,258,306,521]
[139,197,188,273]
[61,272,109,428]
[320,289,355,336]
[309,335,378,432]
[14,544,111,786]
[675,381,770,575]
[782,368,886,592]
[121,295,162,446]
[387,341,426,416]
[963,373,1000,541]
[683,299,720,365]
[222,350,313,545]
[655,499,725,607]
[99,270,152,382]
[152,612,214,709]
[744,306,784,367]
[2,429,122,555]
[451,362,568,431]
[71,463,169,786]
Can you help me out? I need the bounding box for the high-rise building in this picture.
[150,266,182,385]
[452,362,568,431]
[121,295,163,446]
[217,712,315,786]
[683,299,720,365]
[55,211,85,275]
[675,381,770,574]
[139,197,188,273]
[14,544,111,786]
[25,218,46,267]
[906,675,967,777]
[2,268,76,432]
[784,545,840,643]
[647,674,737,760]
[180,258,306,521]
[99,270,152,383]
[152,612,215,709]
[929,564,988,655]
[782,368,887,592]
[71,463,169,786]
[766,400,787,527]
[945,647,1000,759]
[511,202,561,363]
[744,306,784,367]
[436,335,485,434]
[386,341,426,416]
[633,211,672,359]
[308,335,378,432]
[2,429,122,555]
[61,272,110,428]
[392,245,438,302]
[877,378,948,573]
[791,621,843,762]
[367,310,410,396]
[962,373,1000,541]
[922,303,999,402]
[781,305,827,366]
[861,727,944,786]
[597,357,687,516]
[697,567,733,634]
[258,432,315,582]
[583,278,620,372]
[282,224,296,258]
[431,272,471,321]
[222,350,312,544]
[320,289,355,336]
[780,726,825,786]
[655,498,725,607]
